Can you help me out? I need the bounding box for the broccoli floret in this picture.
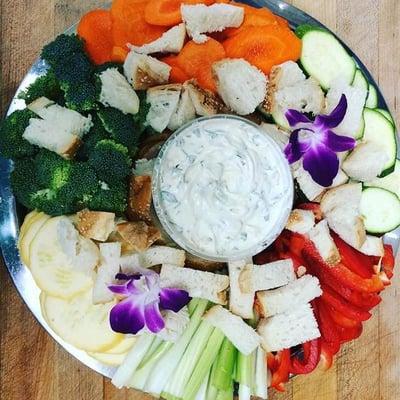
[62,81,100,113]
[86,181,128,213]
[0,109,37,160]
[89,139,132,184]
[41,34,84,67]
[34,150,73,190]
[97,107,139,155]
[31,188,76,216]
[134,93,151,136]
[18,69,63,104]
[76,114,110,160]
[54,52,93,85]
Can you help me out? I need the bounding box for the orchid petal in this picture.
[302,145,339,187]
[159,288,191,312]
[284,130,310,164]
[115,273,141,281]
[323,130,356,152]
[284,143,302,164]
[285,109,312,127]
[144,302,165,333]
[109,297,145,334]
[108,282,132,296]
[315,94,347,129]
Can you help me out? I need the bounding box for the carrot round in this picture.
[176,38,226,92]
[77,9,113,65]
[145,0,215,27]
[111,46,129,62]
[161,55,190,83]
[223,25,302,75]
[111,0,167,47]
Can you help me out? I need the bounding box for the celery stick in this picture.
[112,334,155,389]
[188,298,200,316]
[235,351,255,387]
[130,341,173,391]
[211,338,237,391]
[238,384,251,400]
[206,360,219,400]
[216,383,234,400]
[145,299,209,397]
[253,346,268,400]
[162,321,215,400]
[195,371,210,400]
[139,337,164,368]
[183,328,225,400]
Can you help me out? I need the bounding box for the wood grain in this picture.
[0,1,399,399]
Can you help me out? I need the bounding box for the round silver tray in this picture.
[0,0,398,380]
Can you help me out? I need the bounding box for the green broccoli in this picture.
[41,34,84,67]
[18,69,63,104]
[133,92,151,136]
[0,109,37,160]
[62,81,99,113]
[89,139,132,184]
[97,107,139,155]
[31,188,76,216]
[85,181,128,213]
[54,52,93,85]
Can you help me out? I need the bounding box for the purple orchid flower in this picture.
[284,94,356,187]
[108,270,190,335]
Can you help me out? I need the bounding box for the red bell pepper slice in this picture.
[319,341,334,371]
[337,323,363,343]
[270,349,291,391]
[267,352,278,371]
[297,202,323,221]
[381,244,395,279]
[333,233,374,278]
[327,306,361,328]
[290,339,321,375]
[321,285,372,322]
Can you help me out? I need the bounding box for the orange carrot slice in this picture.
[111,0,167,47]
[111,46,129,62]
[77,9,113,65]
[161,55,190,83]
[223,25,301,75]
[176,38,225,92]
[144,0,215,27]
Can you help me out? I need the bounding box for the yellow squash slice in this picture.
[88,351,128,366]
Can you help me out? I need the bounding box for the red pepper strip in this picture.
[333,233,374,278]
[319,341,334,371]
[297,202,323,221]
[302,242,384,293]
[382,244,395,279]
[327,306,361,328]
[321,285,371,322]
[289,339,321,375]
[254,248,281,265]
[337,323,363,343]
[271,349,291,391]
[267,352,278,371]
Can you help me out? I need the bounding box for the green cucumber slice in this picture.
[360,187,400,233]
[298,27,356,90]
[363,108,396,176]
[365,159,400,199]
[366,84,378,108]
[354,114,365,140]
[376,108,395,126]
[271,107,290,131]
[352,69,369,103]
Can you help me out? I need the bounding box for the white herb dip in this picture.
[153,116,293,261]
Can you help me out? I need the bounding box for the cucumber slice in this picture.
[352,69,369,95]
[365,159,400,199]
[271,107,290,131]
[299,27,356,89]
[376,108,395,126]
[366,84,378,108]
[360,187,400,233]
[363,108,397,175]
[354,114,365,140]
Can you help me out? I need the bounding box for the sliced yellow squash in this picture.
[88,351,128,366]
[101,335,136,355]
[19,210,38,238]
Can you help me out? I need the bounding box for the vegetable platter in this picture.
[0,0,398,398]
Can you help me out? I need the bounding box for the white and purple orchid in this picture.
[108,271,190,335]
[284,94,356,186]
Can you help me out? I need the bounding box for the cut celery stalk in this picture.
[183,328,225,400]
[211,338,237,391]
[162,321,215,400]
[130,341,173,391]
[144,299,209,397]
[139,337,164,368]
[238,384,251,400]
[216,383,234,400]
[206,360,219,400]
[235,351,255,387]
[253,347,268,400]
[188,298,200,316]
[195,371,211,400]
[112,334,155,389]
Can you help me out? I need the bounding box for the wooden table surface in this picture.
[1,0,399,399]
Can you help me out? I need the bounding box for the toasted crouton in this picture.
[131,23,186,55]
[359,235,384,257]
[213,58,267,115]
[127,175,152,223]
[142,246,185,268]
[342,141,388,181]
[160,264,229,304]
[76,210,115,242]
[257,303,320,352]
[320,183,366,249]
[182,4,244,43]
[27,96,54,112]
[123,51,171,90]
[204,305,261,355]
[185,80,227,116]
[185,253,225,272]
[286,209,315,234]
[146,84,182,132]
[308,220,341,265]
[168,84,196,130]
[256,275,322,317]
[115,221,161,252]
